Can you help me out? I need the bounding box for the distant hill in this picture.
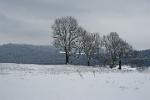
[137,49,150,58]
[0,44,65,64]
[0,44,90,65]
[129,49,150,66]
[0,44,149,66]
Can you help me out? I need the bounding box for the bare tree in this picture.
[102,32,133,69]
[52,16,81,64]
[79,31,100,66]
[117,40,133,69]
[102,32,120,68]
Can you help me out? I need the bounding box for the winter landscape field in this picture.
[0,63,150,100]
[1,0,150,100]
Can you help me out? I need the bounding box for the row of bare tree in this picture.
[51,16,133,69]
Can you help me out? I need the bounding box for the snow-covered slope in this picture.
[0,63,150,100]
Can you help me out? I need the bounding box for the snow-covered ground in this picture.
[0,63,150,100]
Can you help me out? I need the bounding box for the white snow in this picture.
[59,51,85,55]
[59,51,66,54]
[113,65,137,71]
[0,63,150,100]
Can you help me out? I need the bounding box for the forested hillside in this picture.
[0,44,64,64]
[0,44,149,66]
[0,44,90,65]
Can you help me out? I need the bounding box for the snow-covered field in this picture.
[0,63,150,100]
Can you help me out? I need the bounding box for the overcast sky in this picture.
[0,0,149,50]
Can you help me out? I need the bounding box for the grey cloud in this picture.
[0,0,88,19]
[0,0,150,49]
[0,12,47,35]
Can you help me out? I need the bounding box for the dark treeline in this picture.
[0,44,149,67]
[0,44,100,65]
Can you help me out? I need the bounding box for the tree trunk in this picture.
[110,65,113,69]
[65,52,69,64]
[87,60,90,66]
[118,59,122,70]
